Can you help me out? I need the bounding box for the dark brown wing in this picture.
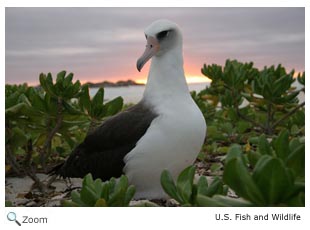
[51,101,157,181]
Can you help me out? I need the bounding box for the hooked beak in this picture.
[136,36,160,72]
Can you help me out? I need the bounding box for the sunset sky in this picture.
[5,7,305,85]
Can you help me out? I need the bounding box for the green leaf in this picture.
[108,175,128,206]
[5,103,27,116]
[210,163,222,172]
[61,200,79,207]
[63,73,74,88]
[225,144,243,163]
[236,121,251,133]
[80,186,98,206]
[39,73,47,91]
[286,191,304,207]
[56,70,66,84]
[94,178,103,195]
[92,88,104,107]
[227,108,238,121]
[197,176,209,196]
[70,80,81,98]
[196,194,253,207]
[205,177,223,197]
[62,101,82,115]
[28,88,46,112]
[258,134,272,156]
[108,177,116,195]
[104,96,124,116]
[79,85,91,112]
[79,174,98,206]
[176,166,195,204]
[247,151,262,168]
[290,124,300,136]
[286,143,305,177]
[10,127,28,147]
[206,125,225,140]
[160,170,183,203]
[83,173,94,188]
[100,182,110,201]
[273,129,290,160]
[90,88,104,118]
[248,136,259,145]
[124,185,136,206]
[223,158,265,205]
[71,191,85,206]
[253,156,294,204]
[44,73,58,98]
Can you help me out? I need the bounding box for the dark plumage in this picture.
[50,101,157,181]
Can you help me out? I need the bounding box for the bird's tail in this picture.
[48,162,64,176]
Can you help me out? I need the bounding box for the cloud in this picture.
[5,7,305,85]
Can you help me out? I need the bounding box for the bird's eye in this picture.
[145,34,148,39]
[156,30,170,40]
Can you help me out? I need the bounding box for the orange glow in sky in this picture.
[79,59,212,86]
[136,75,210,85]
[134,60,211,85]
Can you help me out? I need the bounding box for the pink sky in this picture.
[5,8,305,85]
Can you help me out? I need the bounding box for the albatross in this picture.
[52,19,206,199]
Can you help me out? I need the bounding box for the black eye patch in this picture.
[156,30,171,40]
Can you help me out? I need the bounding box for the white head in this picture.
[136,19,183,72]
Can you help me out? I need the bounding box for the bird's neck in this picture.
[143,48,190,105]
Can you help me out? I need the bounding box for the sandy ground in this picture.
[5,173,222,207]
[5,174,83,207]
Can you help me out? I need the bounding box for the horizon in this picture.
[5,8,305,85]
[6,75,211,87]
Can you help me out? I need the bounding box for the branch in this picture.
[236,107,265,130]
[5,146,22,176]
[272,102,305,129]
[23,139,33,167]
[26,168,48,193]
[40,97,63,169]
[20,139,49,192]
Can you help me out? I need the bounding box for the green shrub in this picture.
[161,166,228,206]
[200,60,304,135]
[221,130,304,206]
[62,174,135,207]
[5,71,123,186]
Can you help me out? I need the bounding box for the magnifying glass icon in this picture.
[7,212,21,226]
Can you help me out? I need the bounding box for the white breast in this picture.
[123,97,206,199]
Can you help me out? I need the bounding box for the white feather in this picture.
[124,20,206,199]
